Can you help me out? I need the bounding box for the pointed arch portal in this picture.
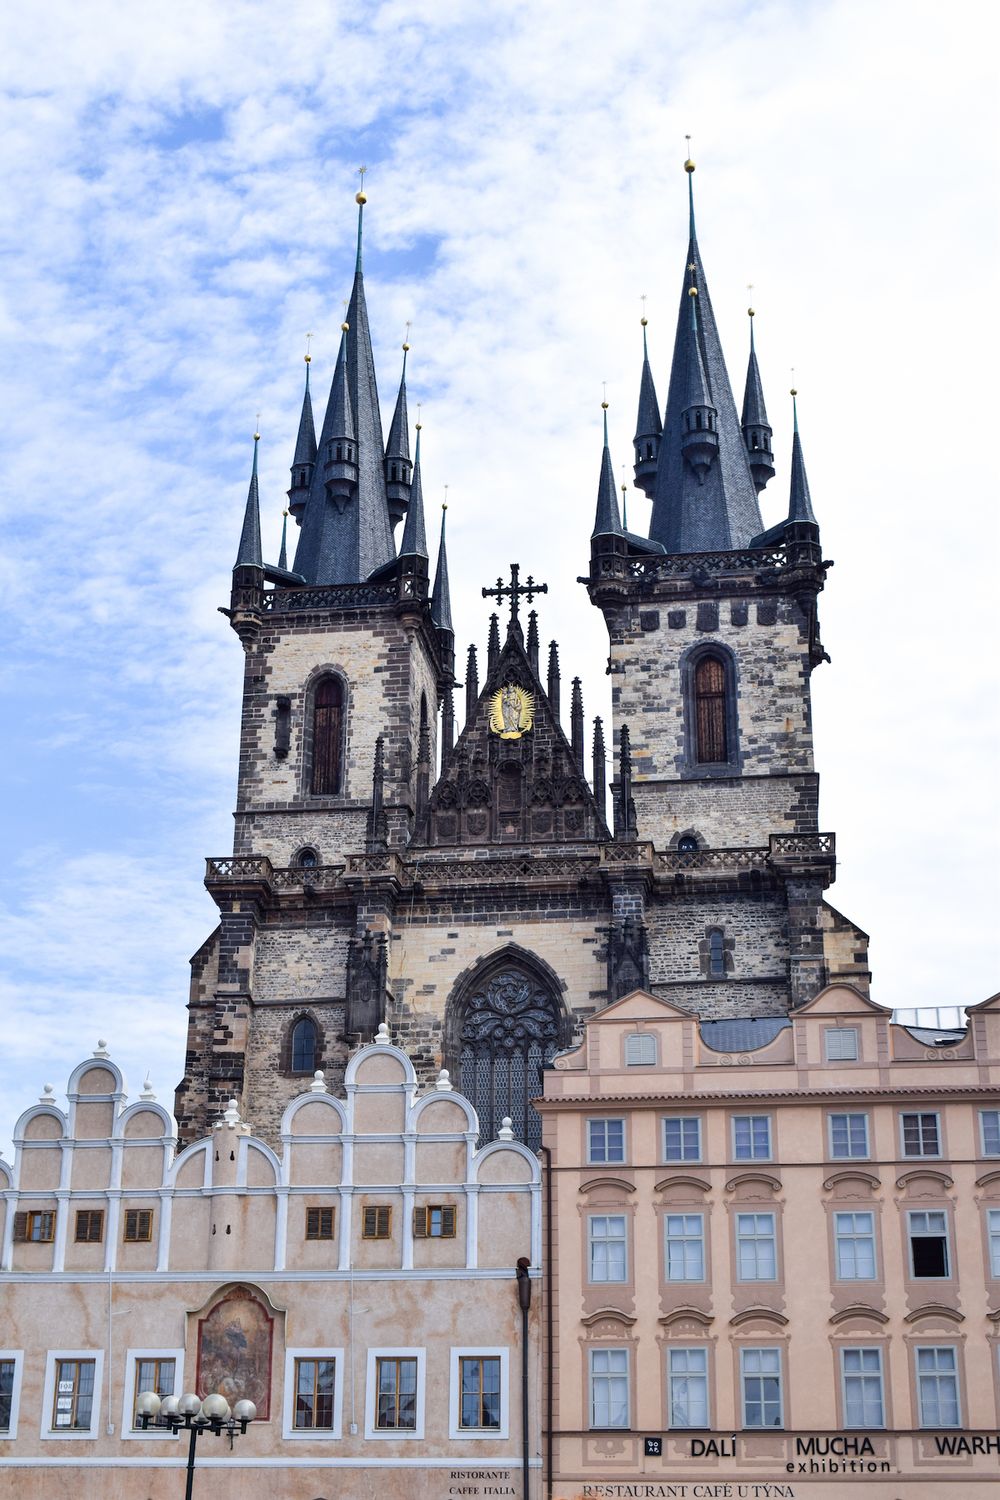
[453,956,564,1151]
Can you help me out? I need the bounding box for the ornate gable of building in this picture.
[420,623,606,848]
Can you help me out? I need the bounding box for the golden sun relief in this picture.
[489,683,535,740]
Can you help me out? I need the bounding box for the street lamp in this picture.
[136,1389,256,1500]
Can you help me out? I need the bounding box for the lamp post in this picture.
[135,1389,256,1500]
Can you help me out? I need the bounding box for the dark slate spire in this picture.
[632,317,661,498]
[614,724,637,840]
[678,283,719,483]
[293,188,395,584]
[277,508,289,571]
[592,403,624,538]
[741,307,775,493]
[385,340,413,529]
[235,431,263,569]
[287,353,317,518]
[547,641,561,718]
[487,613,501,674]
[431,502,453,632]
[465,644,479,726]
[648,157,764,553]
[398,424,428,559]
[787,390,818,525]
[526,610,540,673]
[570,677,585,771]
[366,734,388,851]
[592,716,606,823]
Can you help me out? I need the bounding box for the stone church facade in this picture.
[176,159,869,1153]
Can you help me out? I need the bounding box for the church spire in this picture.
[287,347,317,518]
[432,502,453,633]
[398,423,428,559]
[787,389,818,525]
[633,315,661,499]
[278,508,289,570]
[741,305,775,493]
[385,338,413,529]
[647,154,764,553]
[592,403,624,538]
[234,430,263,569]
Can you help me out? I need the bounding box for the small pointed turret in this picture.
[632,317,661,498]
[787,390,818,526]
[440,685,455,769]
[547,642,561,718]
[235,431,263,570]
[287,352,317,518]
[398,424,428,560]
[526,611,540,674]
[432,503,455,683]
[571,677,585,771]
[277,509,289,570]
[385,341,413,529]
[592,403,624,538]
[366,735,388,851]
[614,724,637,840]
[741,307,775,493]
[321,322,357,504]
[487,614,501,674]
[592,716,606,823]
[465,644,479,727]
[679,283,719,484]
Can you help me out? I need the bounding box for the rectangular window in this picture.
[375,1357,418,1430]
[294,1358,337,1429]
[588,1119,626,1165]
[840,1347,884,1428]
[663,1117,702,1163]
[123,1210,154,1243]
[908,1210,950,1278]
[916,1346,960,1427]
[740,1347,783,1428]
[824,1027,859,1061]
[74,1210,104,1244]
[306,1206,335,1241]
[829,1112,870,1159]
[667,1347,709,1429]
[901,1112,940,1157]
[0,1360,15,1433]
[459,1356,502,1429]
[989,1210,1000,1278]
[736,1212,777,1281]
[589,1348,629,1429]
[413,1205,457,1238]
[733,1115,772,1161]
[834,1211,877,1280]
[624,1034,656,1067]
[132,1358,175,1427]
[51,1359,96,1431]
[362,1206,392,1240]
[589,1215,627,1283]
[665,1214,705,1281]
[13,1210,55,1243]
[981,1110,1000,1157]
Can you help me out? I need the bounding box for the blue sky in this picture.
[1,0,997,1154]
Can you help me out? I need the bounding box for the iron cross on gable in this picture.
[482,563,548,629]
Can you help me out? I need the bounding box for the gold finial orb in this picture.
[601,401,609,410]
[253,431,260,441]
[415,421,423,431]
[442,502,448,512]
[402,342,410,352]
[282,508,289,518]
[684,158,695,173]
[688,286,698,297]
[356,190,367,205]
[790,387,798,397]
[640,316,648,327]
[341,321,350,332]
[747,307,755,318]
[304,353,312,362]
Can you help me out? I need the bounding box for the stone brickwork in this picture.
[251,921,353,1002]
[647,891,789,986]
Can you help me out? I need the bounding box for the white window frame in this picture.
[915,1345,961,1428]
[667,1346,710,1429]
[662,1116,702,1163]
[588,1346,630,1430]
[588,1214,628,1283]
[587,1117,626,1166]
[121,1347,184,1439]
[824,1026,859,1062]
[732,1114,772,1161]
[448,1346,510,1440]
[740,1346,784,1428]
[907,1209,951,1279]
[0,1350,24,1440]
[365,1347,425,1440]
[839,1346,885,1428]
[282,1346,345,1440]
[989,1210,1000,1278]
[624,1033,657,1068]
[980,1110,1000,1157]
[833,1211,877,1281]
[40,1349,104,1440]
[664,1213,706,1282]
[736,1211,777,1282]
[828,1112,870,1159]
[900,1111,941,1158]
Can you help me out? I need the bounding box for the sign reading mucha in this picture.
[196,1284,274,1419]
[489,684,534,740]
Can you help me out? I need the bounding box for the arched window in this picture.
[708,929,726,978]
[677,834,699,853]
[297,847,318,869]
[694,655,728,764]
[291,1017,317,1074]
[311,676,344,795]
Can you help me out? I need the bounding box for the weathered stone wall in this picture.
[243,998,348,1142]
[647,890,790,1015]
[634,771,819,848]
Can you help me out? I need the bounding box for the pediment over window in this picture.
[829,1304,889,1327]
[895,1169,954,1194]
[903,1303,965,1327]
[725,1171,782,1198]
[581,1309,637,1331]
[658,1306,714,1330]
[729,1306,789,1330]
[823,1169,881,1196]
[579,1176,636,1196]
[655,1174,712,1199]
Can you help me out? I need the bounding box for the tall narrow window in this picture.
[589,1348,629,1428]
[294,1358,337,1429]
[915,1347,960,1427]
[132,1359,175,1428]
[708,929,726,978]
[840,1348,884,1428]
[291,1017,317,1074]
[375,1357,418,1430]
[667,1347,709,1428]
[51,1359,96,1431]
[311,676,344,795]
[694,655,727,764]
[0,1360,16,1433]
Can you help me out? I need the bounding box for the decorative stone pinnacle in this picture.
[140,1075,157,1101]
[375,1022,391,1046]
[310,1069,328,1093]
[223,1098,241,1128]
[436,1068,453,1091]
[498,1117,514,1140]
[40,1084,54,1104]
[94,1039,110,1058]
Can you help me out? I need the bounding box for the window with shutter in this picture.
[123,1209,154,1243]
[306,1206,335,1240]
[363,1206,392,1239]
[15,1210,55,1243]
[74,1210,104,1244]
[693,654,728,764]
[311,676,345,795]
[414,1205,457,1238]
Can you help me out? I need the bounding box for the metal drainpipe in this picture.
[538,1145,554,1500]
[516,1256,532,1500]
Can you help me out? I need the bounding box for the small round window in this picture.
[297,848,319,869]
[677,835,699,853]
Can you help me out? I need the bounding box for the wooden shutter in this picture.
[413,1207,427,1238]
[123,1208,153,1243]
[441,1205,457,1238]
[12,1212,27,1243]
[363,1206,391,1239]
[311,678,344,795]
[306,1206,334,1240]
[694,656,727,764]
[75,1210,104,1243]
